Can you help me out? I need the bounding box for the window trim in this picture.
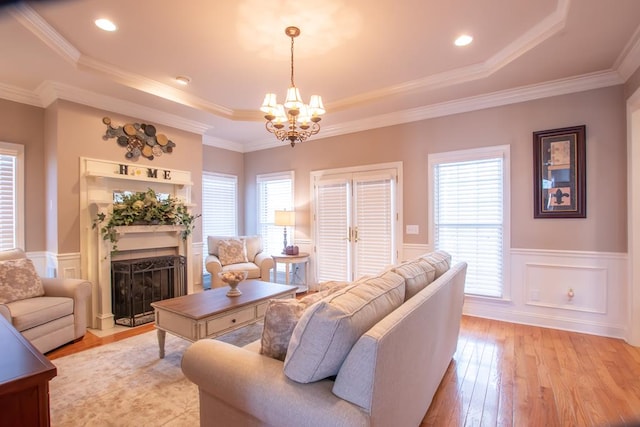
[428,145,511,301]
[0,141,24,250]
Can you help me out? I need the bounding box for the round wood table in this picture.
[271,252,310,293]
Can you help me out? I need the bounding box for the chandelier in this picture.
[260,26,325,147]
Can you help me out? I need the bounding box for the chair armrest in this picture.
[205,255,223,287]
[254,252,274,282]
[0,304,10,322]
[181,340,366,427]
[41,278,92,339]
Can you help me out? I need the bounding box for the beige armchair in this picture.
[205,235,274,288]
[0,248,92,353]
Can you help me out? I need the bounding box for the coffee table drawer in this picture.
[206,306,256,335]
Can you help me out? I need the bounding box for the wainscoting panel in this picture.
[464,248,628,340]
[524,262,607,313]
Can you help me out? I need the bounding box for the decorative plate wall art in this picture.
[101,117,176,161]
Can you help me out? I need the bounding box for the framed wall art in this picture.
[533,125,586,218]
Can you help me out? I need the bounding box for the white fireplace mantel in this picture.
[79,157,195,330]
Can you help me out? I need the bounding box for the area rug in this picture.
[49,322,264,427]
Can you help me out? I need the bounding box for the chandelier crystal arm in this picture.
[261,26,326,147]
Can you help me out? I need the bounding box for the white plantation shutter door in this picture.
[0,143,22,251]
[314,167,397,282]
[202,172,237,238]
[315,177,350,282]
[353,171,395,277]
[257,172,293,257]
[433,156,505,297]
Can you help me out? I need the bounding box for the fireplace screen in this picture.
[111,255,186,327]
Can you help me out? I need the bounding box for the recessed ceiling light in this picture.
[175,76,191,86]
[95,18,117,32]
[454,34,473,47]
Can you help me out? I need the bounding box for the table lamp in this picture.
[274,209,295,254]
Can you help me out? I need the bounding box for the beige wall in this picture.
[244,86,628,253]
[202,145,245,234]
[0,84,629,255]
[47,100,204,254]
[0,99,46,252]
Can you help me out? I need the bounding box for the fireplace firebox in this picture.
[111,255,186,327]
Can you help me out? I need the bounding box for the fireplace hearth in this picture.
[111,255,186,327]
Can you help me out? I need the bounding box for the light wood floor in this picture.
[46,316,640,426]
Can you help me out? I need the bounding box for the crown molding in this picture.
[329,0,570,112]
[287,70,624,147]
[615,25,640,81]
[10,3,80,65]
[202,135,246,153]
[37,81,213,135]
[76,56,234,118]
[0,82,43,107]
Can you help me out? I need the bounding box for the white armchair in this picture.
[0,248,92,353]
[205,235,274,288]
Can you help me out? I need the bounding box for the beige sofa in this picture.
[182,251,467,426]
[0,248,92,353]
[205,235,274,288]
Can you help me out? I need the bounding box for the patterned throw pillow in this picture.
[0,258,45,304]
[284,271,406,383]
[217,239,248,266]
[260,283,351,361]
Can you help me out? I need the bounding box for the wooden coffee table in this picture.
[151,280,297,358]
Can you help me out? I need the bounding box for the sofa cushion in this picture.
[0,258,45,304]
[392,259,436,300]
[283,271,405,383]
[260,283,352,361]
[7,296,74,332]
[421,250,452,278]
[222,262,260,278]
[218,239,248,266]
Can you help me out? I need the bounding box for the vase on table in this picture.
[218,271,248,297]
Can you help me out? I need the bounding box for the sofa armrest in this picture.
[41,278,92,339]
[0,304,10,322]
[254,252,274,282]
[181,340,368,427]
[205,255,223,287]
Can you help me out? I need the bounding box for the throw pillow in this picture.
[0,258,45,304]
[283,271,405,383]
[260,282,351,361]
[218,239,248,266]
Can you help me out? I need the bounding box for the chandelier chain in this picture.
[290,33,295,87]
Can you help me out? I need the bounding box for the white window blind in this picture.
[432,150,507,298]
[0,142,23,251]
[257,172,293,256]
[202,172,237,254]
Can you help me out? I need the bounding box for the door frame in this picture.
[310,161,403,283]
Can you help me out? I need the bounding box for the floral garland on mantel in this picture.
[92,188,200,252]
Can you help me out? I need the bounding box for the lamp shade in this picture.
[274,210,295,227]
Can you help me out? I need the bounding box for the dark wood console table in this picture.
[0,316,57,427]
